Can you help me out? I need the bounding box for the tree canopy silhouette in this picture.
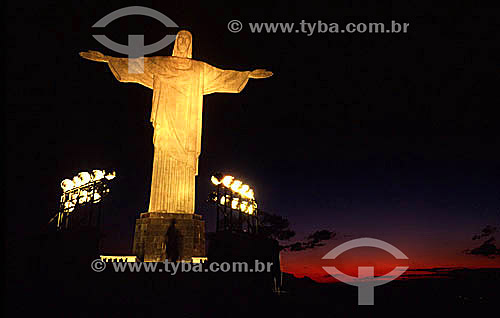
[259,212,335,251]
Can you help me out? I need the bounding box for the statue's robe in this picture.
[107,56,250,213]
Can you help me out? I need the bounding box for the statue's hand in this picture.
[249,69,273,79]
[79,50,109,62]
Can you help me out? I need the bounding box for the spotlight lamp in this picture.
[92,169,105,181]
[211,176,222,185]
[105,171,116,180]
[221,175,234,188]
[209,174,259,234]
[210,174,258,214]
[61,179,75,192]
[56,169,116,230]
[230,180,242,192]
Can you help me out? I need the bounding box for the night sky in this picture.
[6,1,499,282]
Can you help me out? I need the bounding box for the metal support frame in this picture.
[211,183,259,235]
[56,178,113,231]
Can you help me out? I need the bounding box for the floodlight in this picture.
[61,179,75,192]
[211,176,221,185]
[222,175,234,187]
[231,180,242,192]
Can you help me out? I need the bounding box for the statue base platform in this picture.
[132,212,205,262]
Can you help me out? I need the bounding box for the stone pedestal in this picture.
[132,212,205,262]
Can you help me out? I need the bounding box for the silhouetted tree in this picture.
[259,212,296,241]
[259,212,335,251]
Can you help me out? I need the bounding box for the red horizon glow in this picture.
[280,241,500,283]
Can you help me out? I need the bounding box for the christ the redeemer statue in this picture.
[80,30,272,215]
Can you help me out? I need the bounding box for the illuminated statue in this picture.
[80,30,272,214]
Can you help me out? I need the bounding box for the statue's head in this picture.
[172,30,192,59]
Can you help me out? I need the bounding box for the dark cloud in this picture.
[472,225,497,240]
[466,225,499,258]
[464,237,500,258]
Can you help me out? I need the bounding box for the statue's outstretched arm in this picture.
[249,69,273,79]
[79,50,109,63]
[79,50,154,89]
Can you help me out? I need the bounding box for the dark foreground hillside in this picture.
[5,234,499,316]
